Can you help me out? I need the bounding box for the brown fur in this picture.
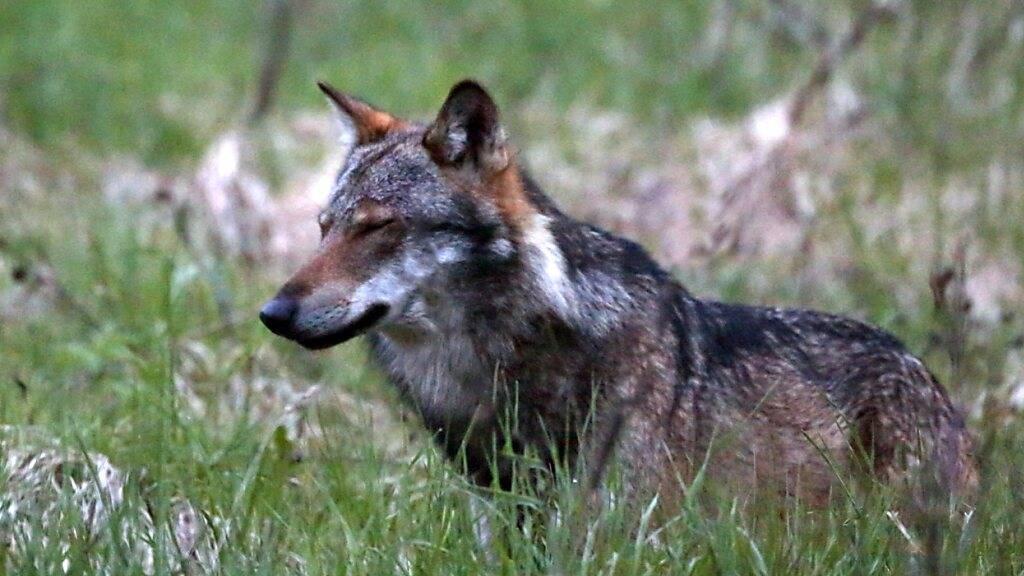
[278,207,403,300]
[262,80,977,513]
[318,82,409,145]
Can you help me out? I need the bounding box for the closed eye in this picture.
[352,217,397,237]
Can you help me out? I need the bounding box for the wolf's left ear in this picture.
[424,80,510,175]
[317,81,405,146]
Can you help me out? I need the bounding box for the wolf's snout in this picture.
[259,296,299,335]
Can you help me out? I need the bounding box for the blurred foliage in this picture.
[2,1,1024,573]
[2,1,1021,168]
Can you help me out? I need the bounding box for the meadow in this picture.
[2,1,1023,573]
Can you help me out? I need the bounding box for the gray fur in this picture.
[262,81,977,506]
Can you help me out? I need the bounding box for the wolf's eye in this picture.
[318,212,334,239]
[349,202,398,237]
[352,217,397,237]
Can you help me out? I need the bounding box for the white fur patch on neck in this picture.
[521,212,575,317]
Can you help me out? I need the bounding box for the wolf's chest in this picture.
[371,331,494,424]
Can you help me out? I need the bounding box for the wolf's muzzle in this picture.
[260,295,390,350]
[296,303,390,350]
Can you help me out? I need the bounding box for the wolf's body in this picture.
[260,80,975,505]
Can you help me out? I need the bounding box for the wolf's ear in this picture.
[423,80,509,175]
[317,81,405,146]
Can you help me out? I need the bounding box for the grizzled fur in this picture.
[260,80,976,505]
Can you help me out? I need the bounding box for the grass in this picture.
[2,0,1024,573]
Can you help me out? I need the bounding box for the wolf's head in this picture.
[261,80,559,350]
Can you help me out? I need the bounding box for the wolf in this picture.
[259,79,976,506]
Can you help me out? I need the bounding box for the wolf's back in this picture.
[677,300,976,494]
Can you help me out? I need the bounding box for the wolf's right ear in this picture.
[317,81,405,146]
[423,80,510,176]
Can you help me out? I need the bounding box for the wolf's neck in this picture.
[516,210,578,320]
[370,203,674,423]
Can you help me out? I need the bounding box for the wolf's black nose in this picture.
[259,297,298,335]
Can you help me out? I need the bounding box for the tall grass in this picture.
[2,0,1023,573]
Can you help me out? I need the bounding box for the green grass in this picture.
[5,1,1019,168]
[3,0,1024,573]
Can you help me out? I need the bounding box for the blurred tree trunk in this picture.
[250,0,296,124]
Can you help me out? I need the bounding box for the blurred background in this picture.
[1,1,1023,573]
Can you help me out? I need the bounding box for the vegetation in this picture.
[1,0,1022,573]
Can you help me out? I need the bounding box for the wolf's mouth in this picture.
[297,304,390,350]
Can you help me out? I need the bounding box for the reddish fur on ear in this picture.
[317,81,407,145]
[485,161,535,230]
[424,80,532,231]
